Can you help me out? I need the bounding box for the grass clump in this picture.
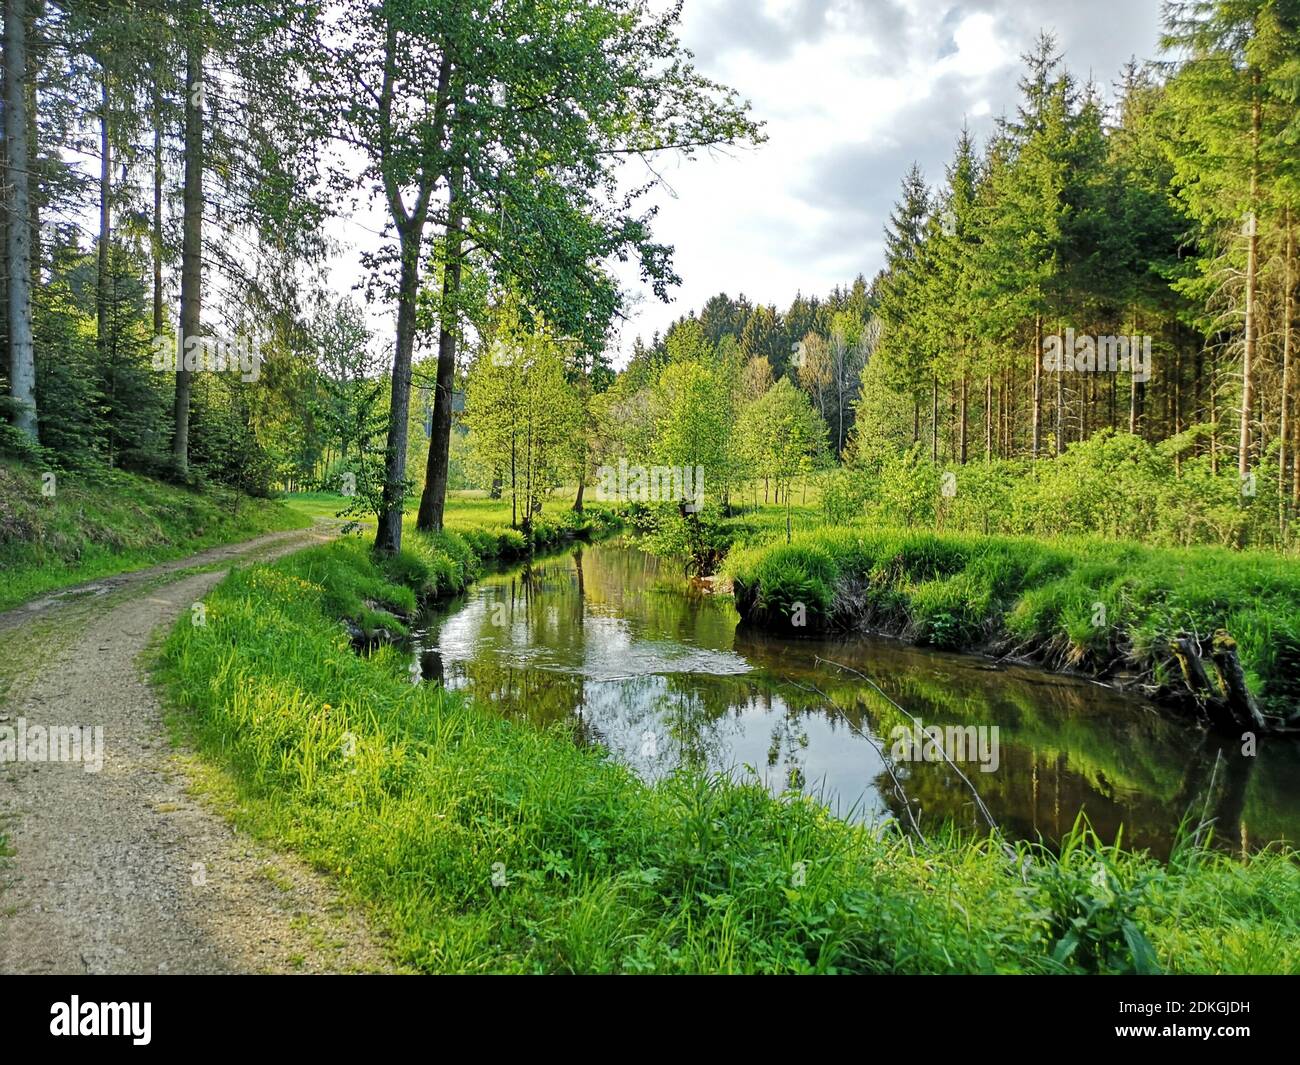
[726,527,1300,721]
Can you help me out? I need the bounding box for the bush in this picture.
[839,428,1294,551]
[1027,818,1161,974]
[639,502,731,574]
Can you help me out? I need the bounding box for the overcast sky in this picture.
[601,0,1166,360]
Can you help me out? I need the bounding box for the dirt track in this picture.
[0,526,398,974]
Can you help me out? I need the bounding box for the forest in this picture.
[2,0,1300,989]
[4,6,1299,560]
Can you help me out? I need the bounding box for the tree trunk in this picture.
[837,373,846,457]
[1173,342,1182,474]
[0,43,7,383]
[1031,314,1042,458]
[1281,211,1294,536]
[1128,310,1142,437]
[415,167,463,533]
[97,72,111,364]
[1193,344,1203,439]
[522,400,534,538]
[25,0,38,288]
[930,375,938,461]
[1210,379,1219,476]
[3,0,37,441]
[1211,631,1268,734]
[1083,367,1092,441]
[173,27,204,474]
[983,374,992,461]
[998,372,1006,457]
[1054,341,1064,455]
[375,227,421,553]
[98,70,115,465]
[958,374,968,464]
[1240,82,1261,480]
[152,77,163,336]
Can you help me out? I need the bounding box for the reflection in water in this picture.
[410,538,1300,858]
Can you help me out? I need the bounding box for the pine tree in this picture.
[1163,0,1300,477]
[874,162,932,443]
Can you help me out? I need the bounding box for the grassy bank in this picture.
[290,501,621,643]
[724,527,1300,725]
[156,529,1300,973]
[0,458,308,612]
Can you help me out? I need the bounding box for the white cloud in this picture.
[939,12,1012,78]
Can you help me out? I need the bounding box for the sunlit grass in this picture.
[0,457,307,612]
[724,526,1300,720]
[282,488,592,531]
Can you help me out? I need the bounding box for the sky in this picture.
[601,0,1167,360]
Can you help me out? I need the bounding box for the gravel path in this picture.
[0,526,398,974]
[0,526,327,633]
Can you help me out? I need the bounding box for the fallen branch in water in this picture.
[813,655,1007,848]
[1169,630,1273,734]
[779,672,922,854]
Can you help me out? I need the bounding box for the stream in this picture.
[409,536,1300,858]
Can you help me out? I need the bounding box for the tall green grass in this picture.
[156,534,1300,973]
[725,527,1300,721]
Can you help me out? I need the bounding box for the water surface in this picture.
[411,538,1300,857]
